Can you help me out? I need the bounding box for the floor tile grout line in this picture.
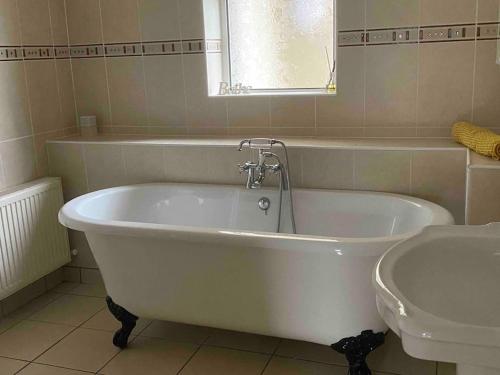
[200,342,281,357]
[173,333,212,375]
[13,361,30,375]
[175,344,203,375]
[16,362,95,374]
[30,305,107,364]
[259,338,282,375]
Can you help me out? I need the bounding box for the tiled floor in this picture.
[0,282,456,375]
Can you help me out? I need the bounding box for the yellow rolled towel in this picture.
[452,122,500,160]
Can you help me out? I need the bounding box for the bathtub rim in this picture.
[59,182,454,249]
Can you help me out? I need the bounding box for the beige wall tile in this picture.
[123,144,166,183]
[228,97,270,128]
[365,44,418,128]
[478,0,500,22]
[25,60,62,133]
[37,328,120,372]
[102,337,197,375]
[45,268,64,290]
[148,125,188,135]
[139,0,181,41]
[72,58,111,126]
[101,125,149,135]
[366,0,420,28]
[270,97,315,128]
[416,127,453,138]
[84,143,127,190]
[473,40,500,128]
[467,168,500,224]
[18,0,52,45]
[48,142,88,200]
[0,0,22,45]
[180,346,269,375]
[0,137,36,189]
[354,150,411,194]
[179,0,204,39]
[55,59,77,128]
[364,127,417,137]
[227,127,273,137]
[107,57,148,126]
[66,0,103,45]
[183,54,227,128]
[337,0,365,31]
[412,150,467,224]
[316,127,365,138]
[301,149,354,190]
[164,146,245,185]
[101,0,141,43]
[62,266,81,283]
[33,132,53,177]
[49,0,69,45]
[317,46,365,128]
[0,320,72,361]
[144,55,186,126]
[418,42,474,129]
[270,127,316,137]
[34,129,78,178]
[0,61,32,142]
[421,0,477,25]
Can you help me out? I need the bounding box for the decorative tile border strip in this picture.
[1,22,497,61]
[339,22,500,47]
[0,45,70,61]
[0,39,221,61]
[69,39,221,58]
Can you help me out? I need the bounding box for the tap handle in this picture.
[248,138,276,150]
[238,138,278,151]
[237,162,253,173]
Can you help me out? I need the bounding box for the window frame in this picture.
[210,0,338,97]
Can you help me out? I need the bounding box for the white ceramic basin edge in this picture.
[374,223,500,347]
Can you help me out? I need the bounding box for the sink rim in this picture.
[373,222,500,348]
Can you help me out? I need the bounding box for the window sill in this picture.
[208,88,337,97]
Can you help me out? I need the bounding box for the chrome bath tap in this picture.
[237,140,282,189]
[237,138,296,233]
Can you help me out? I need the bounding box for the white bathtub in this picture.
[59,183,453,346]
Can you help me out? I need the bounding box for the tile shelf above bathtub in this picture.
[47,135,466,152]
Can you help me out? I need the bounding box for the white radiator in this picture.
[0,177,70,300]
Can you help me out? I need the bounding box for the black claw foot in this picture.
[331,330,385,375]
[106,296,138,349]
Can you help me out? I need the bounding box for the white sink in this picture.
[373,223,500,375]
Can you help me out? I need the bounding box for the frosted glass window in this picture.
[227,0,335,90]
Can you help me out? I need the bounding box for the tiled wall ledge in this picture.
[466,151,500,224]
[47,136,468,271]
[47,135,465,151]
